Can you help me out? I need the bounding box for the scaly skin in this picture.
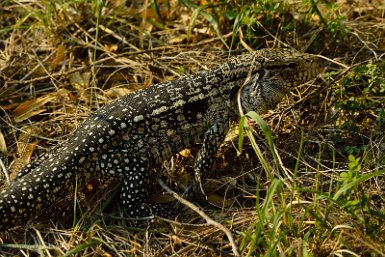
[0,48,324,230]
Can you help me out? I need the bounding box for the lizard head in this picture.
[239,48,325,114]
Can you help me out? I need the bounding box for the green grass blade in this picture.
[238,115,246,154]
[63,240,101,257]
[333,169,385,201]
[0,243,56,251]
[178,0,229,49]
[238,113,273,179]
[245,111,273,147]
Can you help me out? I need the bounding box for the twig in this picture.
[0,157,10,186]
[155,176,240,257]
[6,32,233,86]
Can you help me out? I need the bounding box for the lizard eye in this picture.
[288,62,297,69]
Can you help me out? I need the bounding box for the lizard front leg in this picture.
[192,118,231,202]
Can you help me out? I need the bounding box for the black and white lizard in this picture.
[0,48,324,230]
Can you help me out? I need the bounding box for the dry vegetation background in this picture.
[0,0,385,256]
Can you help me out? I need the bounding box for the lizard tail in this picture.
[0,165,75,230]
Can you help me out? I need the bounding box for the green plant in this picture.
[333,155,385,233]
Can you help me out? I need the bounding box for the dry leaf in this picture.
[179,149,191,158]
[68,71,91,92]
[13,96,52,123]
[13,109,46,123]
[1,102,19,111]
[0,132,7,155]
[9,127,38,178]
[11,142,37,180]
[13,89,69,122]
[104,44,118,52]
[105,87,134,98]
[49,43,66,70]
[167,35,187,44]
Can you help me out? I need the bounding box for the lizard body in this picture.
[0,48,323,230]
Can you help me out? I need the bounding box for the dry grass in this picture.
[0,0,385,256]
